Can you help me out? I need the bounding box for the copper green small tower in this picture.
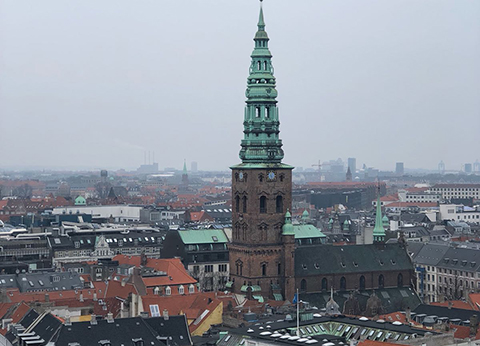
[373,193,386,243]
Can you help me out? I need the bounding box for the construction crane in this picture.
[311,160,322,173]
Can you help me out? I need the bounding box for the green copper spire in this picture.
[239,2,284,164]
[258,3,265,30]
[183,159,187,174]
[373,193,386,242]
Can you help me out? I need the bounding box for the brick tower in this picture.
[229,2,294,300]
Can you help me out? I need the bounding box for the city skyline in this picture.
[1,1,479,171]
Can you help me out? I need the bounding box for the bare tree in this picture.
[12,184,33,199]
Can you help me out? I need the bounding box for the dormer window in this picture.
[341,262,346,268]
[178,285,184,295]
[353,262,358,267]
[165,286,171,296]
[132,338,144,346]
[391,260,396,265]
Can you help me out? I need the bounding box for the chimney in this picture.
[64,314,72,326]
[90,314,97,325]
[93,291,98,301]
[106,312,114,323]
[45,293,50,303]
[448,301,453,309]
[163,309,169,321]
[405,307,411,322]
[79,291,84,302]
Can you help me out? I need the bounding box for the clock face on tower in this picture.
[267,171,276,181]
[239,171,244,181]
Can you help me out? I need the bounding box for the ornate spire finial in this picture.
[258,1,265,30]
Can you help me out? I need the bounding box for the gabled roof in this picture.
[113,255,196,287]
[295,244,413,275]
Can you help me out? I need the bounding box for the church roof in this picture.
[295,244,413,276]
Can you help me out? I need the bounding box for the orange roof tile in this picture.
[112,256,196,287]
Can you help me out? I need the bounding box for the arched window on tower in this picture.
[264,61,268,70]
[397,273,403,287]
[301,279,307,292]
[276,195,283,213]
[321,278,328,291]
[261,263,267,276]
[242,196,247,213]
[260,196,267,213]
[278,263,281,275]
[235,195,240,213]
[257,61,261,70]
[256,107,261,118]
[378,274,384,289]
[265,107,269,118]
[359,275,366,290]
[340,277,346,291]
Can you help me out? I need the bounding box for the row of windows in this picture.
[234,195,283,214]
[301,274,404,292]
[156,284,196,296]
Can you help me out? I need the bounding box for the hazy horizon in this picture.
[1,1,479,172]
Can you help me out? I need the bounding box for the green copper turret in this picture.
[373,194,386,242]
[239,3,284,164]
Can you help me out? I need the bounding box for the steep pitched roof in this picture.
[295,244,413,276]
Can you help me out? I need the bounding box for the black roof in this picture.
[144,315,193,346]
[301,287,421,316]
[295,244,413,276]
[53,317,167,346]
[414,304,480,321]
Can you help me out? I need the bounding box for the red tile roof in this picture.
[112,255,196,287]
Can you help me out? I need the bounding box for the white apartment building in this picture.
[439,204,480,222]
[430,184,480,199]
[52,205,143,222]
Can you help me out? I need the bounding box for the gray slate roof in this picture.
[409,243,450,266]
[295,244,413,276]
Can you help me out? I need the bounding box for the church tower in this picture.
[229,2,294,300]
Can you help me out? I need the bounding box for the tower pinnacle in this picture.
[237,3,285,165]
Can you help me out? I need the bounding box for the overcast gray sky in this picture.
[1,0,479,172]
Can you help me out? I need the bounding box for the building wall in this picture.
[229,167,293,297]
[190,301,223,336]
[52,205,143,221]
[295,269,413,293]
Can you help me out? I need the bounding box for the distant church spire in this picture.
[346,166,352,181]
[238,1,284,164]
[373,186,386,243]
[181,159,189,188]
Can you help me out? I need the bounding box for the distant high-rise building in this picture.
[465,163,473,173]
[395,162,404,176]
[347,158,356,175]
[191,161,198,172]
[438,160,445,175]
